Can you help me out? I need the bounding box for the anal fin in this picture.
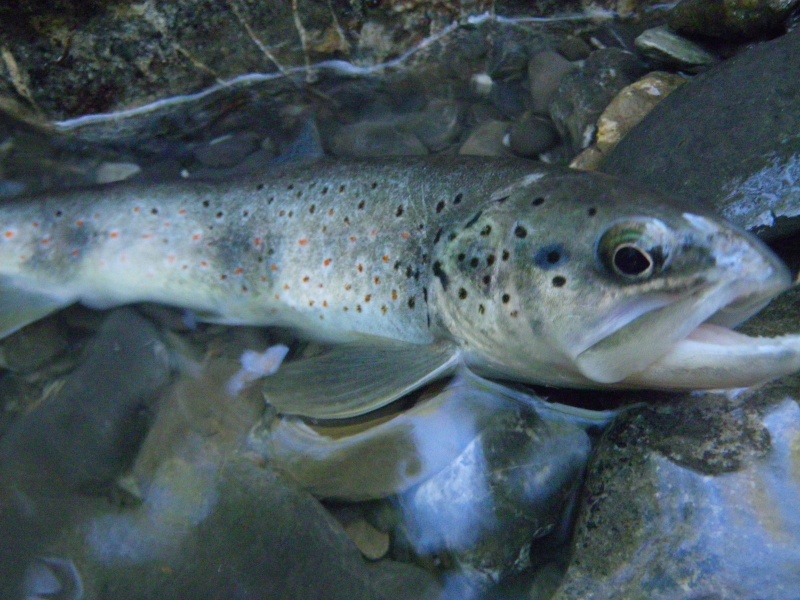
[0,278,74,339]
[261,340,461,420]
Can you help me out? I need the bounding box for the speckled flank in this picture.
[0,156,541,343]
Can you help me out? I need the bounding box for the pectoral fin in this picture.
[261,340,461,420]
[0,279,74,339]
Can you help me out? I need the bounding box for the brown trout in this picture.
[1,156,798,418]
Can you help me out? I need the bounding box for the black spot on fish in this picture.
[202,200,210,208]
[502,250,510,261]
[487,254,496,266]
[216,211,224,219]
[552,276,567,287]
[358,200,366,210]
[469,257,479,268]
[422,287,428,302]
[463,211,483,229]
[483,274,491,286]
[434,228,443,244]
[268,197,275,205]
[256,183,265,191]
[480,225,492,236]
[339,184,346,192]
[588,207,597,216]
[495,196,509,204]
[396,205,404,217]
[436,201,445,213]
[309,204,316,214]
[55,210,63,218]
[371,182,378,189]
[322,186,329,195]
[151,208,158,215]
[288,184,294,190]
[394,260,401,270]
[458,288,468,299]
[405,265,413,277]
[432,261,449,290]
[532,197,545,206]
[457,253,466,262]
[514,225,528,239]
[478,304,485,314]
[448,232,458,242]
[534,244,569,270]
[408,297,416,309]
[453,193,463,205]
[502,293,510,303]
[242,210,250,218]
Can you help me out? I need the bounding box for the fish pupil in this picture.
[613,245,652,277]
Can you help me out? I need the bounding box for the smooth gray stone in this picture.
[602,28,800,239]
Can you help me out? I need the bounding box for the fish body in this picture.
[2,156,799,418]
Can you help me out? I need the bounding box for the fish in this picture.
[1,155,799,418]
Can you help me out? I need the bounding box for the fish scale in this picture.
[2,155,800,419]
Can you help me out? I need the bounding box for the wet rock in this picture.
[401,100,463,153]
[43,358,443,600]
[489,80,533,119]
[192,131,264,168]
[595,71,685,154]
[329,121,428,158]
[669,0,800,40]
[398,398,590,588]
[0,308,172,497]
[459,119,511,156]
[634,26,718,70]
[343,517,391,561]
[550,48,647,153]
[0,308,172,595]
[528,51,576,116]
[555,36,591,61]
[508,112,559,157]
[0,316,67,373]
[601,27,800,239]
[94,161,141,184]
[556,387,800,599]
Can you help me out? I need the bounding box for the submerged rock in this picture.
[668,0,800,40]
[556,388,800,599]
[602,27,800,239]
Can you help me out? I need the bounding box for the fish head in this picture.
[433,170,795,389]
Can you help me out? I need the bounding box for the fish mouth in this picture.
[574,245,799,390]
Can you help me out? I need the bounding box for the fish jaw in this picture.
[573,214,794,387]
[619,325,800,390]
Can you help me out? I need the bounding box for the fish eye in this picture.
[598,219,670,281]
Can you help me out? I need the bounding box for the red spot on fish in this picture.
[350,236,357,243]
[109,231,120,239]
[357,264,364,272]
[164,222,171,228]
[32,222,39,228]
[40,237,51,246]
[322,300,328,308]
[382,255,390,263]
[371,230,378,238]
[374,276,381,285]
[134,207,141,214]
[142,234,153,240]
[254,237,263,247]
[19,254,27,261]
[299,239,309,247]
[234,268,244,275]
[324,258,332,267]
[200,261,209,268]
[167,255,176,264]
[4,231,14,239]
[76,220,84,227]
[392,289,398,300]
[178,209,187,215]
[271,264,278,271]
[263,276,269,282]
[283,284,290,290]
[192,234,201,241]
[401,232,410,239]
[328,209,335,216]
[302,276,310,283]
[71,250,80,257]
